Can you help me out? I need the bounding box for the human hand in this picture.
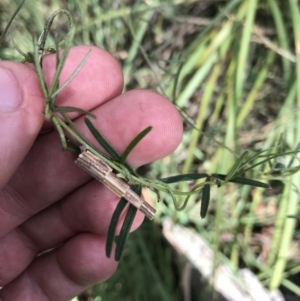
[0,46,183,301]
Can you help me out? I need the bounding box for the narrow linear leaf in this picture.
[120,126,152,165]
[242,150,300,173]
[84,118,137,175]
[160,173,208,184]
[85,117,121,161]
[51,50,91,99]
[115,204,137,261]
[201,177,211,218]
[53,106,96,118]
[8,34,32,62]
[212,173,270,188]
[287,215,300,220]
[172,62,184,102]
[287,141,300,168]
[0,0,26,42]
[33,37,48,98]
[106,198,128,258]
[114,185,142,261]
[225,151,249,182]
[61,112,91,145]
[49,27,76,107]
[230,177,270,188]
[65,139,81,153]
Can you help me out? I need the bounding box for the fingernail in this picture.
[0,67,21,112]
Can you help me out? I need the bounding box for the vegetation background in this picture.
[1,0,300,300]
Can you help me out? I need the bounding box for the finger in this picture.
[0,45,125,235]
[0,182,144,286]
[1,89,182,236]
[0,62,44,188]
[0,90,182,284]
[0,233,117,301]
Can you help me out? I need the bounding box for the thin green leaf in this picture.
[115,205,137,261]
[225,151,249,182]
[50,50,91,99]
[240,147,278,168]
[61,113,90,145]
[85,117,120,161]
[84,118,137,175]
[53,106,96,118]
[172,62,184,102]
[201,177,211,218]
[160,173,208,184]
[49,26,76,107]
[187,0,242,52]
[243,150,300,173]
[287,215,300,220]
[0,0,26,42]
[8,33,32,62]
[120,126,152,165]
[212,173,270,188]
[115,185,142,261]
[32,37,48,99]
[65,139,81,153]
[287,141,300,168]
[106,198,128,258]
[49,33,74,108]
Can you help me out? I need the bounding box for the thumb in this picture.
[0,62,44,188]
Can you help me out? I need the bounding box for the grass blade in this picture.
[225,151,249,181]
[0,0,26,42]
[50,50,91,99]
[53,106,96,118]
[200,177,211,218]
[212,173,270,188]
[120,126,152,165]
[235,0,258,102]
[106,198,128,258]
[84,118,137,175]
[115,205,138,261]
[84,117,121,161]
[115,185,142,261]
[160,173,208,184]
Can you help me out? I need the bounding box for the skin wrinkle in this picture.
[0,185,33,223]
[27,270,52,301]
[56,251,86,288]
[1,269,52,301]
[32,252,83,301]
[56,199,77,243]
[57,234,117,287]
[17,215,63,254]
[9,136,85,211]
[0,229,39,286]
[15,226,40,254]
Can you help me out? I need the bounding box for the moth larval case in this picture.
[75,147,156,219]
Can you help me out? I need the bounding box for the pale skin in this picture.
[0,45,183,300]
